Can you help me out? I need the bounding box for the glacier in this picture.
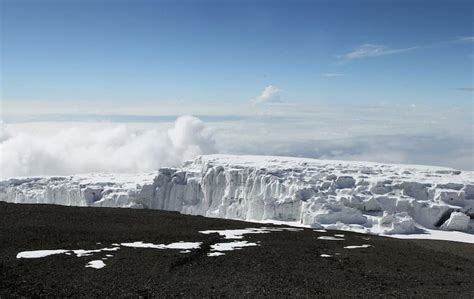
[1,154,474,237]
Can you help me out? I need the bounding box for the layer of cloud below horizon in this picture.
[1,104,472,178]
[0,116,216,178]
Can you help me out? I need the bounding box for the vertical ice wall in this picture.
[1,155,473,235]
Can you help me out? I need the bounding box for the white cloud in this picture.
[322,73,344,77]
[339,36,472,62]
[341,44,418,60]
[211,103,473,170]
[1,103,473,178]
[0,116,215,178]
[251,85,282,104]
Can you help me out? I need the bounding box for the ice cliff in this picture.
[1,154,474,235]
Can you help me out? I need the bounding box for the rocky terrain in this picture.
[1,202,473,297]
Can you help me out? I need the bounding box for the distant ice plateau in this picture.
[1,154,474,242]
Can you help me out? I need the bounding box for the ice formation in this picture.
[2,154,474,237]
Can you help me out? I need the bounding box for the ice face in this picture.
[2,154,474,239]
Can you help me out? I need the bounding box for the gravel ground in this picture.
[0,201,473,297]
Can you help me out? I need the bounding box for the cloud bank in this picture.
[1,103,472,178]
[0,116,215,178]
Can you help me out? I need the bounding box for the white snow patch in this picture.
[72,247,120,257]
[17,250,68,259]
[207,252,225,257]
[389,229,474,244]
[120,241,201,250]
[120,242,163,249]
[201,227,301,256]
[317,236,345,241]
[85,260,106,269]
[210,241,258,252]
[344,244,372,249]
[17,247,120,259]
[162,242,201,250]
[199,227,301,240]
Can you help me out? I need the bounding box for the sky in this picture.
[0,0,473,177]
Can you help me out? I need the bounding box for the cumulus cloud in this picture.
[252,85,282,104]
[0,116,216,178]
[341,44,418,60]
[0,122,10,142]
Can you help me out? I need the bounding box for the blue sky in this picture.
[0,0,473,174]
[1,0,473,107]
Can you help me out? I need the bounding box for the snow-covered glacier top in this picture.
[1,154,473,241]
[190,154,473,184]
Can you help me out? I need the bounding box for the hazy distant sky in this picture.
[0,0,473,175]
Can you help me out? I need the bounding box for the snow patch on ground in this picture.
[16,250,68,259]
[15,226,304,265]
[318,236,345,241]
[389,229,474,244]
[344,244,372,249]
[72,247,120,257]
[119,241,201,250]
[85,260,106,269]
[210,241,258,252]
[201,227,303,256]
[207,252,225,257]
[199,227,302,240]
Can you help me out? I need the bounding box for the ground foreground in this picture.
[0,202,473,297]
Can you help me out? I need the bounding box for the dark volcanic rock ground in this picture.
[0,202,473,297]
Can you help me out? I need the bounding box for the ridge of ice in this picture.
[2,154,474,241]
